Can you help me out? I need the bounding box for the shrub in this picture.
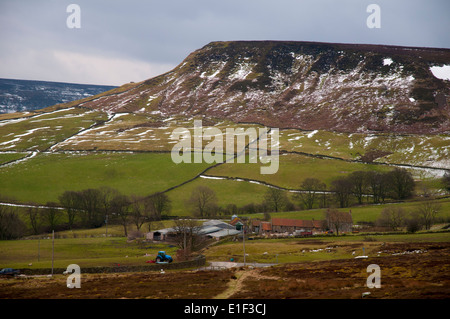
[406,217,422,233]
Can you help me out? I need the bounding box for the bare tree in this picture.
[110,194,131,237]
[416,201,441,230]
[130,195,149,231]
[263,187,288,212]
[59,190,81,230]
[43,202,61,231]
[186,186,218,217]
[330,177,353,208]
[365,171,389,204]
[295,178,326,209]
[98,186,120,228]
[147,192,171,220]
[27,206,42,235]
[78,188,103,227]
[376,207,406,231]
[172,218,205,253]
[442,171,450,193]
[325,208,352,235]
[0,205,27,240]
[349,171,368,205]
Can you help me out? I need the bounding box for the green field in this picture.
[0,152,211,204]
[0,236,177,269]
[208,152,392,189]
[0,152,28,165]
[166,176,270,215]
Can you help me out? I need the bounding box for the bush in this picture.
[406,217,422,233]
[364,236,377,242]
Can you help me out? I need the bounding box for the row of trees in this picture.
[183,168,417,218]
[57,187,172,236]
[22,187,171,237]
[298,168,416,209]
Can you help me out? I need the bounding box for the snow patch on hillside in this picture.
[383,58,393,66]
[430,65,450,80]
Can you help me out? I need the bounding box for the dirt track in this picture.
[0,242,449,299]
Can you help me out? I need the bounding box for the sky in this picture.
[0,0,449,86]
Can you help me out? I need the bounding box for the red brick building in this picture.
[252,218,325,235]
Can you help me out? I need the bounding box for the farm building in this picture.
[251,212,353,235]
[230,216,244,230]
[271,218,323,234]
[251,220,272,235]
[324,209,353,234]
[146,219,241,241]
[147,227,176,241]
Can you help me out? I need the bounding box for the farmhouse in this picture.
[251,212,353,235]
[271,218,323,234]
[251,218,323,235]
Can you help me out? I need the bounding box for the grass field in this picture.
[166,175,270,215]
[0,152,211,204]
[0,236,178,269]
[0,152,28,165]
[208,152,392,189]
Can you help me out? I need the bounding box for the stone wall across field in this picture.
[17,255,206,275]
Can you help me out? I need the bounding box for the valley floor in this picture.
[0,241,448,299]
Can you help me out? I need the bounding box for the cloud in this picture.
[51,50,175,86]
[0,48,175,86]
[0,0,449,86]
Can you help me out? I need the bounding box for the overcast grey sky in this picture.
[0,0,449,86]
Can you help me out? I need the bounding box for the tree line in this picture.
[297,168,416,210]
[0,187,172,239]
[57,186,171,236]
[183,168,417,218]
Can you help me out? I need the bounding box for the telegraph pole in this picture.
[105,214,108,237]
[242,225,246,266]
[51,230,54,276]
[184,228,187,259]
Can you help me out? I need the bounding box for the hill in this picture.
[0,78,117,114]
[77,41,450,134]
[0,41,449,215]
